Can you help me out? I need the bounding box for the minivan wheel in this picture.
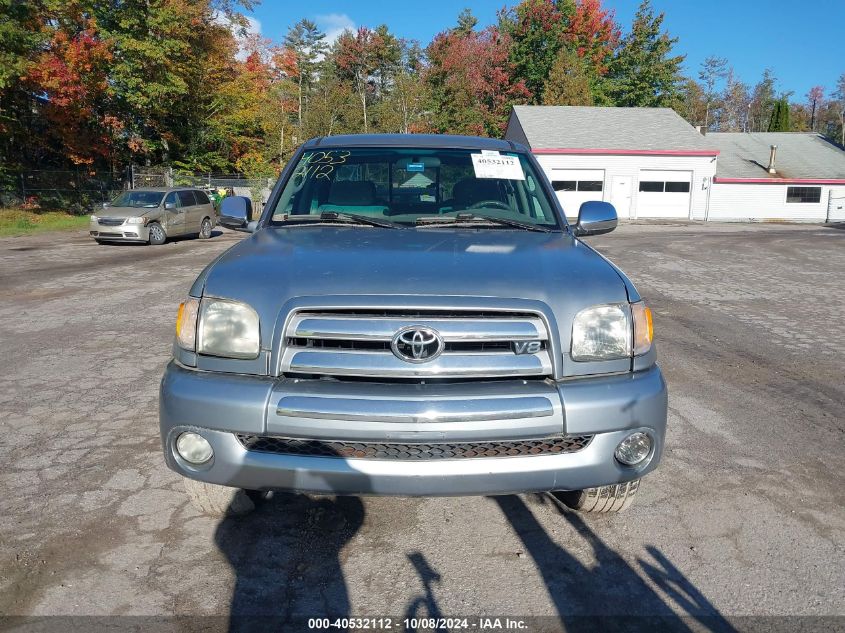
[555,479,640,513]
[183,478,255,517]
[147,222,166,245]
[199,217,212,239]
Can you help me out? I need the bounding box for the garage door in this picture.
[550,169,605,219]
[636,170,692,218]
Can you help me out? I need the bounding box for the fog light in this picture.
[176,432,213,464]
[615,432,652,466]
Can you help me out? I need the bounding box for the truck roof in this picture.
[304,134,528,152]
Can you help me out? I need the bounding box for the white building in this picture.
[505,106,845,223]
[505,105,719,220]
[708,133,845,223]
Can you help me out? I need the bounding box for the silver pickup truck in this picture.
[159,134,667,517]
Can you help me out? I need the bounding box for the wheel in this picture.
[555,479,640,513]
[198,217,212,239]
[94,239,105,245]
[182,477,256,517]
[147,222,166,245]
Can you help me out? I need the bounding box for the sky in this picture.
[244,0,845,101]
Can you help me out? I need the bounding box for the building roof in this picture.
[306,134,527,152]
[506,105,718,155]
[709,132,845,181]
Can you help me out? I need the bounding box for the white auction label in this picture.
[471,153,525,180]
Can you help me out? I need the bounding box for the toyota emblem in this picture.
[391,326,444,363]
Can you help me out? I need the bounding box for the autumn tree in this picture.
[698,56,728,130]
[25,12,115,165]
[334,27,386,133]
[542,47,592,105]
[606,0,683,107]
[805,85,824,132]
[0,0,44,168]
[425,25,530,136]
[566,0,619,74]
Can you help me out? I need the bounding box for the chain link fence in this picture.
[132,167,274,208]
[0,166,275,213]
[1,169,127,213]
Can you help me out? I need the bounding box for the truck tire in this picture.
[556,479,640,513]
[183,478,255,517]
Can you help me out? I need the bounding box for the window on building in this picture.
[552,180,602,192]
[665,181,691,193]
[640,181,691,193]
[578,181,603,192]
[786,186,821,204]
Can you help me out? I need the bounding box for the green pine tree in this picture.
[605,0,685,107]
[500,0,575,104]
[768,97,791,131]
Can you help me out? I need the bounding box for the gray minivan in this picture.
[90,187,217,245]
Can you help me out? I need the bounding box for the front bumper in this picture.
[159,362,668,496]
[89,220,149,242]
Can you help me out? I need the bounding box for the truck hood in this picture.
[197,226,630,348]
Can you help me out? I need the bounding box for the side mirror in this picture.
[574,201,617,236]
[164,201,176,210]
[220,196,254,232]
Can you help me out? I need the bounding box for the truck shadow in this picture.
[213,444,366,632]
[494,494,737,632]
[212,461,731,632]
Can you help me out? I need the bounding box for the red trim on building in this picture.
[532,148,720,157]
[714,177,845,185]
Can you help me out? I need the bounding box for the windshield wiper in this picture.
[281,211,401,229]
[416,212,552,233]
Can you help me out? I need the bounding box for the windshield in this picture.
[270,147,561,229]
[110,191,165,208]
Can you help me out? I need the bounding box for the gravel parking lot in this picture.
[1,223,843,629]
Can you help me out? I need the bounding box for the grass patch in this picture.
[0,209,89,237]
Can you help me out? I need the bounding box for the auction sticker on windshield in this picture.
[471,152,525,180]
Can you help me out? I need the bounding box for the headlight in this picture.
[125,216,146,225]
[197,299,260,359]
[176,298,200,350]
[571,304,630,361]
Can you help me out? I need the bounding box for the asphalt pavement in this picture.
[0,222,843,630]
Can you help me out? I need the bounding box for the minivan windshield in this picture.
[270,148,561,229]
[110,191,165,208]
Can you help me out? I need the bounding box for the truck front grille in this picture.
[235,434,592,460]
[281,309,553,379]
